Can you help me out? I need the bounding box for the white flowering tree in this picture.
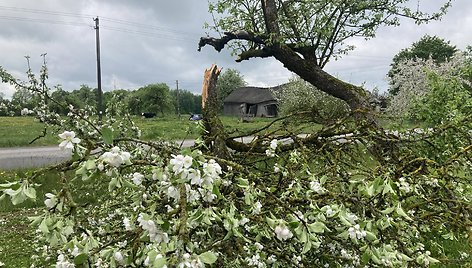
[387,51,471,119]
[0,59,471,268]
[272,76,349,124]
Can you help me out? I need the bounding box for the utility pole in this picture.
[176,80,180,119]
[94,17,103,121]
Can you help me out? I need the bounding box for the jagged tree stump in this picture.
[201,64,231,160]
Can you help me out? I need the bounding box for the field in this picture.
[0,115,299,148]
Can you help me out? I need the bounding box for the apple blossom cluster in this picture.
[100,146,132,167]
[137,213,169,244]
[274,224,293,240]
[265,139,278,157]
[160,153,222,205]
[58,131,81,150]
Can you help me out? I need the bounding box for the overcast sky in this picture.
[0,0,470,99]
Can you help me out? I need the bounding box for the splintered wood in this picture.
[201,64,221,110]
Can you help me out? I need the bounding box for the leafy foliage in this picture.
[273,76,349,124]
[206,0,452,67]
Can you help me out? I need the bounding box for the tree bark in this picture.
[201,65,232,160]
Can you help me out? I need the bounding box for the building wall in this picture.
[223,101,278,117]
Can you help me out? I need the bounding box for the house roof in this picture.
[224,85,283,104]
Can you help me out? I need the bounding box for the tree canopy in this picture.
[199,0,452,115]
[388,35,458,95]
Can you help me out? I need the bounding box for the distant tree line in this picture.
[0,83,203,117]
[1,68,247,117]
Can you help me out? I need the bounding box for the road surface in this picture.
[0,137,257,170]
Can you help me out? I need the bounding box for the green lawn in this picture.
[0,115,290,148]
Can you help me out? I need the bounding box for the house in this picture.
[223,86,282,117]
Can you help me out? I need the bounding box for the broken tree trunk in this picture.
[201,64,231,160]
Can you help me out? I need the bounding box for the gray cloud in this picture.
[0,0,470,99]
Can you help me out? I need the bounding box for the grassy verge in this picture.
[0,115,314,148]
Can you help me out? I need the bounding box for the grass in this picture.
[0,116,57,147]
[0,169,60,267]
[0,115,313,148]
[0,169,109,267]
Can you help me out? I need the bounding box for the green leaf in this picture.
[102,127,114,144]
[0,182,18,188]
[382,181,394,195]
[365,231,377,241]
[380,206,395,215]
[308,221,328,234]
[366,184,375,196]
[395,203,413,221]
[24,186,36,200]
[302,240,312,254]
[199,251,218,264]
[11,189,27,205]
[153,257,167,268]
[265,217,276,228]
[74,253,88,265]
[39,218,50,234]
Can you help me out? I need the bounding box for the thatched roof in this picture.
[224,85,283,104]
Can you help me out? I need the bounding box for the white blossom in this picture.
[202,190,217,203]
[167,186,180,201]
[267,255,277,264]
[254,242,264,251]
[132,172,144,185]
[70,246,80,257]
[44,193,57,208]
[348,224,366,240]
[114,251,124,264]
[188,169,203,186]
[170,154,193,175]
[202,159,222,180]
[270,139,278,150]
[58,131,81,150]
[101,147,131,167]
[56,254,75,268]
[274,225,293,240]
[247,253,265,268]
[123,217,132,231]
[239,217,250,226]
[274,164,281,173]
[310,180,325,193]
[253,201,262,215]
[325,206,336,217]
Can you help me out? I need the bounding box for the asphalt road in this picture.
[0,136,299,170]
[0,146,72,170]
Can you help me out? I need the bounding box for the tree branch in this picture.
[198,31,265,52]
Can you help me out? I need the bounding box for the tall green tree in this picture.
[130,83,173,116]
[199,0,452,118]
[216,69,246,111]
[388,35,458,95]
[170,89,202,115]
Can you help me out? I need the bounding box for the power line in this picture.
[0,15,90,27]
[0,5,93,19]
[0,4,201,41]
